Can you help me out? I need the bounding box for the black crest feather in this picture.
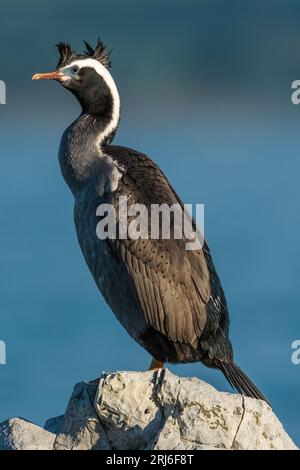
[83,38,112,68]
[55,39,112,69]
[56,42,76,68]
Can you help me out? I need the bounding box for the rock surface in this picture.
[0,369,297,450]
[44,415,64,435]
[0,417,56,450]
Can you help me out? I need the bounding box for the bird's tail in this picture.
[217,360,270,405]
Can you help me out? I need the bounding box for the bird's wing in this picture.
[105,147,212,347]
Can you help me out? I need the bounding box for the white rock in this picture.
[0,417,55,450]
[53,381,110,450]
[54,369,297,450]
[1,369,297,450]
[232,397,297,450]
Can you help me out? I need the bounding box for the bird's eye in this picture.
[71,65,79,74]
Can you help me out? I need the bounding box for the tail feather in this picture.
[217,361,270,405]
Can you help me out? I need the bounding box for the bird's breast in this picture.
[73,190,147,339]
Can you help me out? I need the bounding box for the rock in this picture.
[0,369,297,450]
[53,381,110,450]
[54,369,297,450]
[44,415,64,435]
[0,417,55,450]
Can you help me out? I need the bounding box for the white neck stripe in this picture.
[67,58,120,147]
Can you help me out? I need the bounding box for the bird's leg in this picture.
[148,357,164,371]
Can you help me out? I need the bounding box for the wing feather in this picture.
[96,146,221,348]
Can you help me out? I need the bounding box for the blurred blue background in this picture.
[0,0,300,445]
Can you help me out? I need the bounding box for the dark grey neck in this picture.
[58,112,118,194]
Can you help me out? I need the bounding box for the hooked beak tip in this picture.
[32,73,42,80]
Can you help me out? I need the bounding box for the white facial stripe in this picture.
[66,58,120,148]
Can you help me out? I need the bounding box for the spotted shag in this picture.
[32,39,268,403]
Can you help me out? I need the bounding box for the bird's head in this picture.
[32,40,120,119]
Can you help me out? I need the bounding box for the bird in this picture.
[32,39,267,403]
